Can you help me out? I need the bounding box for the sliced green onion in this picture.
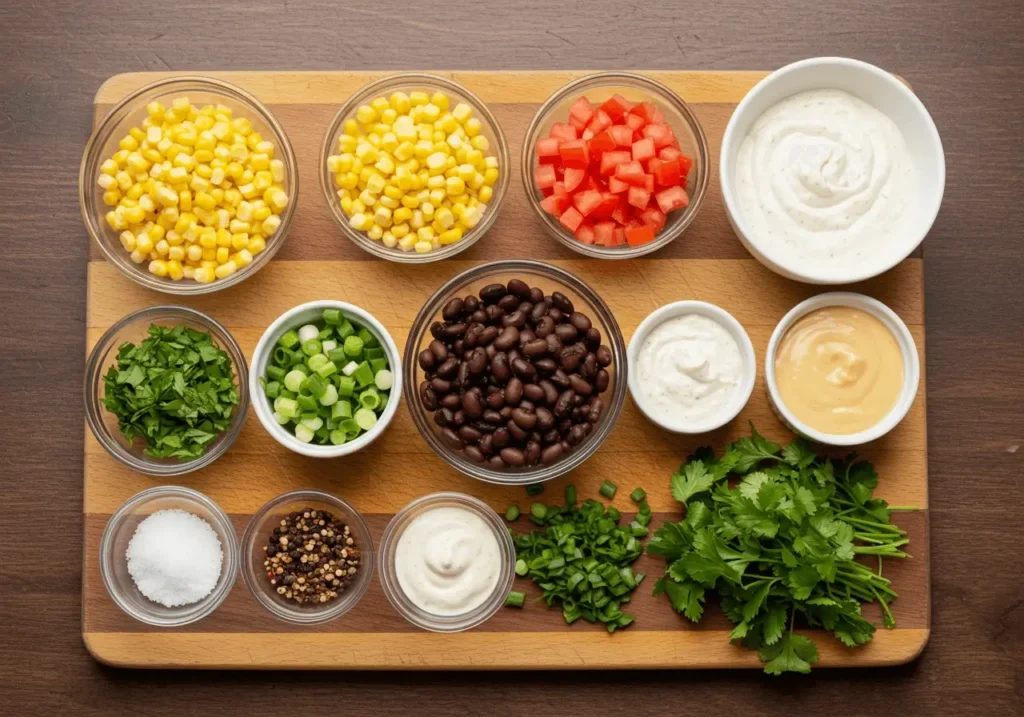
[336,319,355,339]
[293,423,314,443]
[300,415,324,431]
[564,485,577,506]
[530,502,547,521]
[272,347,291,367]
[338,418,360,434]
[364,346,384,360]
[319,383,339,406]
[274,396,299,418]
[629,487,646,503]
[374,369,393,390]
[599,480,618,499]
[316,360,338,379]
[317,327,333,340]
[329,429,347,445]
[327,348,348,364]
[301,339,322,356]
[515,558,528,576]
[288,349,306,367]
[297,394,319,412]
[277,329,300,349]
[264,380,281,399]
[283,370,305,393]
[331,400,352,419]
[629,521,648,538]
[526,483,544,497]
[353,361,374,387]
[337,375,356,397]
[378,391,389,410]
[504,591,525,608]
[354,407,377,431]
[370,358,388,375]
[272,411,290,425]
[307,353,329,373]
[359,387,381,410]
[322,308,342,325]
[505,505,520,521]
[342,361,360,376]
[343,335,364,358]
[303,374,327,399]
[357,327,378,348]
[266,364,286,382]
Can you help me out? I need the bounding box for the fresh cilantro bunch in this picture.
[101,324,239,460]
[513,490,648,633]
[649,424,910,675]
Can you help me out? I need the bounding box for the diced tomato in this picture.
[640,207,666,230]
[625,223,656,246]
[607,176,630,193]
[642,123,676,148]
[569,96,595,126]
[599,150,631,176]
[534,164,556,189]
[559,207,584,232]
[624,112,645,132]
[611,199,628,225]
[630,102,658,124]
[559,139,589,169]
[611,226,626,246]
[658,146,683,162]
[593,221,616,246]
[588,130,617,153]
[575,222,596,245]
[651,107,666,124]
[581,128,594,141]
[655,186,690,213]
[632,138,656,163]
[614,160,646,187]
[549,122,578,142]
[587,109,613,134]
[552,181,568,197]
[599,94,632,121]
[609,125,633,147]
[568,113,587,132]
[536,137,561,163]
[591,193,619,219]
[540,193,572,216]
[573,190,604,217]
[679,154,694,177]
[644,173,654,192]
[563,167,586,192]
[627,186,651,210]
[650,158,682,186]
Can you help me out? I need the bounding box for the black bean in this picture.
[458,425,482,443]
[561,440,572,452]
[479,325,499,345]
[468,347,487,374]
[492,427,510,448]
[430,321,446,339]
[456,361,471,387]
[505,377,523,405]
[429,339,449,362]
[534,357,557,375]
[581,352,598,379]
[494,325,519,351]
[507,348,521,364]
[523,383,545,403]
[443,322,467,339]
[573,393,584,406]
[442,297,465,321]
[548,308,563,322]
[418,349,436,371]
[440,393,461,410]
[585,327,602,350]
[569,311,592,332]
[502,309,527,329]
[519,327,537,344]
[485,304,504,324]
[482,408,503,424]
[542,428,561,444]
[498,294,521,313]
[550,369,570,389]
[545,333,563,355]
[421,385,439,411]
[568,424,586,445]
[433,409,449,427]
[451,410,465,427]
[491,352,511,382]
[523,339,548,357]
[511,357,537,380]
[442,428,463,450]
[485,343,497,361]
[471,309,488,324]
[554,323,578,342]
[551,291,574,314]
[499,406,513,420]
[486,391,505,409]
[453,339,465,356]
[507,278,531,299]
[512,407,537,430]
[559,345,584,371]
[472,420,496,434]
[507,420,529,442]
[462,388,484,418]
[519,399,535,412]
[499,447,526,467]
[535,406,555,430]
[587,397,604,423]
[464,295,480,313]
[486,455,504,469]
[535,315,555,338]
[480,283,507,303]
[530,302,549,323]
[464,445,484,463]
[554,389,575,417]
[478,433,494,456]
[429,377,451,394]
[596,368,610,393]
[525,441,541,465]
[530,430,543,443]
[541,443,564,464]
[463,324,482,349]
[518,301,534,316]
[596,345,612,367]
[529,287,545,304]
[539,379,559,405]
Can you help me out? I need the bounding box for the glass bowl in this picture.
[241,490,374,625]
[521,72,710,259]
[377,492,515,633]
[402,260,628,485]
[80,76,298,294]
[100,486,239,627]
[84,305,249,476]
[319,72,510,262]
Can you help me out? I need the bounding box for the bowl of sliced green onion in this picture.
[250,301,401,457]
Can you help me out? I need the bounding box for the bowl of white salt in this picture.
[99,485,239,627]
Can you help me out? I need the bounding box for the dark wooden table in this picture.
[1,0,1021,713]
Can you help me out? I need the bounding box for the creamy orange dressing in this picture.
[775,307,903,435]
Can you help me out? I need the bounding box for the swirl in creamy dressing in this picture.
[735,89,916,276]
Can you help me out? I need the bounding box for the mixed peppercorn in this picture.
[264,508,360,605]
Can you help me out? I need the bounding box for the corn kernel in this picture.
[367,224,384,241]
[409,91,430,106]
[461,205,481,228]
[248,236,267,254]
[167,260,184,280]
[439,227,463,245]
[234,249,253,267]
[194,266,215,283]
[398,234,418,252]
[382,231,398,248]
[148,260,168,277]
[478,185,493,204]
[355,105,376,124]
[378,195,400,210]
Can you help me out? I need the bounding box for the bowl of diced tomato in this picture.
[521,72,709,258]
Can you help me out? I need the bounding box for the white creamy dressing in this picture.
[635,314,744,429]
[735,89,916,276]
[395,506,500,616]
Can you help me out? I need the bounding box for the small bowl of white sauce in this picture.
[627,301,756,434]
[720,57,945,284]
[377,492,515,632]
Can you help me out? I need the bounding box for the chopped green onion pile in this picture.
[261,309,392,446]
[510,484,647,633]
[101,324,239,460]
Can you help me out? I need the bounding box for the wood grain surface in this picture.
[1,0,1022,714]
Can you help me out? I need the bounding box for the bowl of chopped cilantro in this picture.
[85,306,249,476]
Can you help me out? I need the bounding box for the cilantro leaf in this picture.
[730,423,782,473]
[670,460,717,504]
[654,576,706,622]
[760,632,820,675]
[782,437,817,468]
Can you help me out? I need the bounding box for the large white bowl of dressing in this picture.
[720,57,944,284]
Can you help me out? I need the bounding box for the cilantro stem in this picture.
[871,586,897,628]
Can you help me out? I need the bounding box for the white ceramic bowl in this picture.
[627,301,756,434]
[765,292,920,446]
[720,57,945,284]
[250,300,402,457]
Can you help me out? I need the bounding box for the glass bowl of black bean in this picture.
[403,259,628,485]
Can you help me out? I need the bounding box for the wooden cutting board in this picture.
[84,71,929,669]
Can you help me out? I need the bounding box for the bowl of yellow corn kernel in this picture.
[80,76,298,293]
[320,73,509,261]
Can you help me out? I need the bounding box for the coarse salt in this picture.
[126,508,223,607]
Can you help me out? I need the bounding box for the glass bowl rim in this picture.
[99,484,240,627]
[239,489,376,625]
[376,491,516,633]
[402,259,628,485]
[83,304,250,477]
[318,71,511,264]
[79,74,299,295]
[520,71,710,260]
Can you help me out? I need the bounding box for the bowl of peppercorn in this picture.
[403,259,628,485]
[240,490,374,624]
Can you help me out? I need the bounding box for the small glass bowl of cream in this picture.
[378,492,515,632]
[765,292,920,446]
[627,301,756,434]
